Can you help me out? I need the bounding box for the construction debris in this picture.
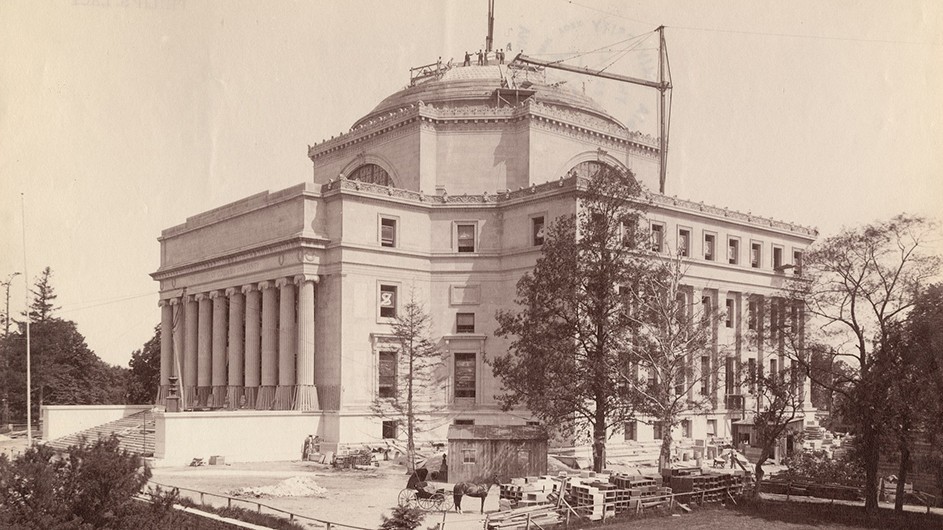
[226,476,328,499]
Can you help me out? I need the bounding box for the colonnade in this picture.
[158,275,319,411]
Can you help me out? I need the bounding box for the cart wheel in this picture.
[398,489,416,507]
[438,493,454,512]
[416,494,436,510]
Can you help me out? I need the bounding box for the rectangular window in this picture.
[462,449,476,464]
[748,300,757,330]
[748,358,757,393]
[532,216,545,246]
[651,223,664,252]
[751,242,762,268]
[682,419,692,438]
[725,299,735,328]
[621,219,637,248]
[701,296,711,326]
[653,421,664,440]
[773,246,783,270]
[379,284,397,318]
[728,238,739,265]
[457,223,476,253]
[454,352,477,399]
[770,358,778,378]
[378,351,396,398]
[793,250,803,275]
[382,420,398,439]
[725,357,735,394]
[624,421,637,441]
[380,217,397,247]
[707,419,717,437]
[454,419,474,425]
[704,234,715,261]
[456,313,475,333]
[678,229,690,257]
[701,356,710,395]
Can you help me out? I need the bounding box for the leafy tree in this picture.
[0,435,157,528]
[2,268,128,422]
[782,214,940,513]
[128,325,161,404]
[623,255,723,471]
[371,291,443,473]
[493,166,645,472]
[749,364,804,497]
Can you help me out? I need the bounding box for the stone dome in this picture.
[352,64,625,130]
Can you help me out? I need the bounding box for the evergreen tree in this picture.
[27,267,59,324]
[493,166,646,472]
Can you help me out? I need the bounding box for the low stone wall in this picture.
[41,404,153,441]
[153,410,321,466]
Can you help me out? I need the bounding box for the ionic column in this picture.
[210,290,228,408]
[159,299,173,404]
[226,287,245,409]
[243,284,261,408]
[197,293,213,407]
[183,295,199,408]
[257,281,278,409]
[274,278,296,410]
[294,275,319,411]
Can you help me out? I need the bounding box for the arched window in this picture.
[569,160,614,179]
[347,164,394,187]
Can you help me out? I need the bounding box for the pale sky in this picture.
[1,0,940,367]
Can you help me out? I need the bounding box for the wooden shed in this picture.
[447,425,548,483]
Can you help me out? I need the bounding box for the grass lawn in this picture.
[590,500,943,530]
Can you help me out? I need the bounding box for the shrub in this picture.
[0,435,162,529]
[379,505,425,530]
[779,450,865,487]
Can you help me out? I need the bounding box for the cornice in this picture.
[151,235,329,281]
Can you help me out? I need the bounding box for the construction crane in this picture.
[511,27,673,194]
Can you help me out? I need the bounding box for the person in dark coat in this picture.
[464,51,471,66]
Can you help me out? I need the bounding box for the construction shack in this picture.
[447,424,548,483]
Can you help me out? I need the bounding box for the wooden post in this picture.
[227,498,231,509]
[524,513,531,530]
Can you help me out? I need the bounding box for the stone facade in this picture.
[151,61,816,462]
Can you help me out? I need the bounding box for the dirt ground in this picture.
[150,460,500,530]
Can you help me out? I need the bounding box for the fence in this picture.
[486,477,750,530]
[147,480,373,530]
[760,479,940,514]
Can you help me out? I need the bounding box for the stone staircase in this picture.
[44,410,156,457]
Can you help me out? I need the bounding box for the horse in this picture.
[452,474,501,513]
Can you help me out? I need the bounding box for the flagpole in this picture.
[21,193,31,446]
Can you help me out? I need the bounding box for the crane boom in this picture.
[513,54,667,91]
[510,27,672,193]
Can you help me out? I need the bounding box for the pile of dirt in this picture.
[226,476,328,498]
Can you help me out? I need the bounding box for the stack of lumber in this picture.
[486,505,560,530]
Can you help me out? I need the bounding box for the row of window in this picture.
[378,350,479,399]
[646,222,803,274]
[377,215,547,252]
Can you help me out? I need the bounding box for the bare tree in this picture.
[781,214,941,513]
[623,255,725,471]
[371,290,443,473]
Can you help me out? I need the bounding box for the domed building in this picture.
[147,56,817,465]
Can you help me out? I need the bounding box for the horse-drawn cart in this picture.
[399,468,454,512]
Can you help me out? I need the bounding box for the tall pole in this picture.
[657,25,669,194]
[1,272,20,429]
[486,0,494,53]
[21,194,32,446]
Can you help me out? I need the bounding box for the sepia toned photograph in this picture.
[1,1,941,528]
